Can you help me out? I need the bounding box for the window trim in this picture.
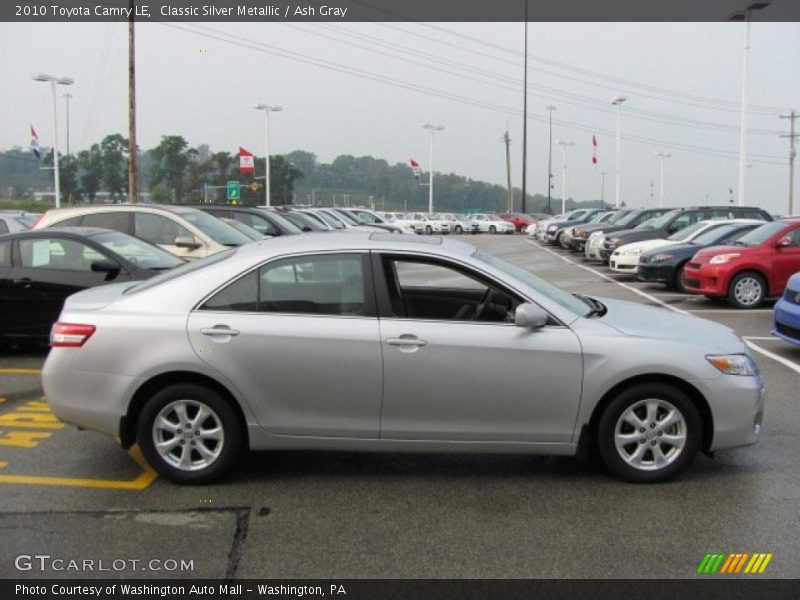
[194,250,378,319]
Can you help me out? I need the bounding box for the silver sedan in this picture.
[42,233,765,484]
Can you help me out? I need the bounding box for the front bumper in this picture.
[772,295,800,345]
[585,236,605,260]
[609,252,640,273]
[637,262,676,284]
[683,263,728,297]
[704,372,765,451]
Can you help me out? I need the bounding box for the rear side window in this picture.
[708,209,733,220]
[671,212,704,230]
[19,238,103,271]
[81,211,131,232]
[0,240,11,266]
[200,253,369,317]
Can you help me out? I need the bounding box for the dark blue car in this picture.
[773,272,800,346]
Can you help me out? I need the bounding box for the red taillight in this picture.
[29,214,45,229]
[50,322,96,347]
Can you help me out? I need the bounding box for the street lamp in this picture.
[63,93,73,157]
[655,152,672,208]
[254,103,282,207]
[611,95,627,209]
[32,73,74,208]
[556,140,574,214]
[546,105,556,213]
[422,123,445,213]
[728,0,772,206]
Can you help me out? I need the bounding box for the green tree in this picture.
[148,135,196,202]
[99,134,129,199]
[77,145,103,201]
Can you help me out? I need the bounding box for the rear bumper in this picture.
[637,263,676,284]
[773,296,800,345]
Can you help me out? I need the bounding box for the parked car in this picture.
[638,221,762,291]
[34,204,252,259]
[220,218,268,240]
[772,271,800,345]
[609,219,762,275]
[403,212,451,234]
[471,213,515,234]
[498,213,534,233]
[683,219,800,308]
[601,206,772,262]
[533,213,565,240]
[314,208,386,233]
[272,209,330,232]
[583,209,671,259]
[543,209,608,245]
[0,210,39,233]
[43,232,764,485]
[560,210,618,249]
[0,227,183,343]
[191,205,303,237]
[434,213,479,235]
[334,208,406,234]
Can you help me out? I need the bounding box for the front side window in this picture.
[135,213,194,246]
[19,238,103,271]
[200,253,368,317]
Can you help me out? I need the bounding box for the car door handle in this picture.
[12,278,32,287]
[200,327,240,337]
[386,337,428,347]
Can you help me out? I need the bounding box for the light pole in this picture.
[611,96,627,209]
[655,152,671,208]
[422,123,445,213]
[728,0,772,207]
[254,103,282,207]
[556,140,574,214]
[546,105,556,213]
[33,74,74,209]
[63,93,73,156]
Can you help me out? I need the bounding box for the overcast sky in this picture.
[0,21,798,212]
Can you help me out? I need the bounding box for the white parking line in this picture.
[687,309,773,314]
[527,240,800,374]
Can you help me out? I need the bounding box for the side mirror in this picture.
[174,236,202,250]
[775,236,793,248]
[514,303,549,329]
[667,225,679,234]
[90,259,121,281]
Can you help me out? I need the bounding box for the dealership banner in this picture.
[3,0,800,22]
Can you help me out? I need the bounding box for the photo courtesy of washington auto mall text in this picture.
[1,0,800,599]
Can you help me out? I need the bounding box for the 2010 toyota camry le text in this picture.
[42,232,765,484]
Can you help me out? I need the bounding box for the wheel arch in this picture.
[727,266,771,296]
[587,373,714,453]
[120,370,250,451]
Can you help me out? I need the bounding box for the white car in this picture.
[585,231,607,260]
[609,219,762,274]
[403,212,451,234]
[471,214,515,234]
[533,214,565,241]
[434,213,479,234]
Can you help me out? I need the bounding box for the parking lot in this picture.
[1,233,799,579]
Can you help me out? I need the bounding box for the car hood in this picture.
[617,238,673,253]
[610,228,665,243]
[691,244,745,260]
[595,297,744,351]
[641,241,702,260]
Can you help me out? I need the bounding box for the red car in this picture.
[683,218,800,309]
[499,213,534,233]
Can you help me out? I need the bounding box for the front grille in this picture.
[686,278,700,288]
[688,262,701,269]
[776,321,800,340]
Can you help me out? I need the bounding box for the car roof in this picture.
[41,203,198,217]
[0,226,115,238]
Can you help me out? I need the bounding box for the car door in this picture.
[187,252,383,438]
[374,253,583,443]
[771,225,800,294]
[0,239,14,336]
[8,236,116,338]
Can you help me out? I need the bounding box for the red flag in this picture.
[591,135,598,165]
[410,158,420,168]
[239,147,255,174]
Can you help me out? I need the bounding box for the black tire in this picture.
[674,262,689,293]
[137,383,243,484]
[489,225,497,234]
[597,383,701,483]
[455,225,463,234]
[727,271,766,309]
[425,225,433,235]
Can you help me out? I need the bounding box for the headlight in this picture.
[651,253,674,263]
[710,253,740,265]
[706,354,759,376]
[575,228,586,237]
[547,225,558,232]
[608,237,621,247]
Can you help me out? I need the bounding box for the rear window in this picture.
[123,249,236,294]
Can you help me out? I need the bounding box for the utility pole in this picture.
[612,96,627,209]
[422,123,444,213]
[556,140,574,215]
[655,152,671,208]
[503,125,513,212]
[128,5,138,204]
[780,110,798,215]
[63,93,73,157]
[546,105,556,213]
[521,2,528,214]
[600,171,606,206]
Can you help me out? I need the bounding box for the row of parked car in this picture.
[529,205,800,346]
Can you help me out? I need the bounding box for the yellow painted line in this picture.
[0,446,157,490]
[0,368,42,375]
[734,553,749,573]
[758,553,773,573]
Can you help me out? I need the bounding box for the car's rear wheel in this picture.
[425,225,433,235]
[489,225,497,234]
[137,383,242,484]
[455,225,463,234]
[728,271,766,309]
[597,383,701,483]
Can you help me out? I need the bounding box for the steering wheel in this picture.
[473,287,495,321]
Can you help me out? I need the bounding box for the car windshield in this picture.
[605,211,628,224]
[15,214,37,228]
[667,220,711,241]
[333,210,361,225]
[634,217,660,230]
[124,248,235,294]
[474,250,591,318]
[588,212,608,223]
[181,211,252,246]
[93,231,185,270]
[691,224,749,245]
[566,210,587,220]
[313,211,345,229]
[281,211,325,231]
[612,211,641,227]
[352,210,385,224]
[732,221,789,247]
[648,210,681,230]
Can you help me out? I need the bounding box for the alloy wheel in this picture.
[613,398,687,471]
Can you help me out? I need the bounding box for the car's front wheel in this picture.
[489,225,497,234]
[674,262,689,293]
[728,271,766,309]
[455,225,463,234]
[425,225,433,235]
[137,383,243,484]
[597,383,701,483]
